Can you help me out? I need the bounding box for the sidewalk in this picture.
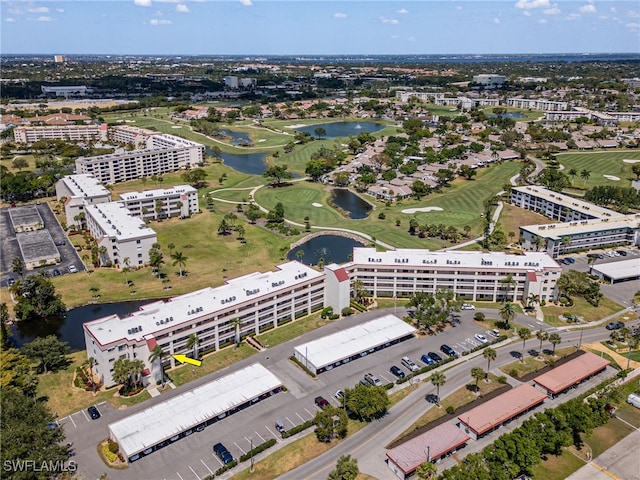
[581,342,640,369]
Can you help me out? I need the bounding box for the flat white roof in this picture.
[119,185,196,202]
[109,363,281,457]
[294,314,416,370]
[351,247,560,271]
[512,185,618,219]
[591,259,640,281]
[84,261,323,346]
[60,174,110,198]
[85,202,156,241]
[520,214,639,238]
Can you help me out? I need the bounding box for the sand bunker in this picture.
[312,203,323,207]
[623,159,640,164]
[171,125,182,129]
[603,174,620,181]
[286,124,308,129]
[401,207,444,214]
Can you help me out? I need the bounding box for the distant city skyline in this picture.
[1,0,638,56]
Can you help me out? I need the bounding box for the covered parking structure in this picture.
[109,363,282,462]
[7,205,44,232]
[456,384,547,440]
[17,230,60,269]
[589,259,640,284]
[386,422,470,479]
[293,314,416,375]
[533,351,610,397]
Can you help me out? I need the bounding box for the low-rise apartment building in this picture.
[14,123,108,144]
[84,202,157,267]
[119,185,199,221]
[84,261,325,387]
[55,174,112,228]
[506,98,568,111]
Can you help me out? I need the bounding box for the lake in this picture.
[295,121,385,138]
[330,189,372,219]
[219,129,252,146]
[287,234,364,266]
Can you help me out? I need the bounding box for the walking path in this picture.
[581,341,640,369]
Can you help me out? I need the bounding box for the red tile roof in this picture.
[333,267,349,283]
[533,351,610,395]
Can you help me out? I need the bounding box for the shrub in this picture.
[328,313,340,320]
[108,441,119,454]
[239,438,277,462]
[282,419,315,438]
[497,375,508,384]
[214,460,237,476]
[473,312,485,322]
[446,405,455,415]
[102,443,118,463]
[341,307,353,316]
[378,212,386,219]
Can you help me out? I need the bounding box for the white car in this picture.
[487,329,501,338]
[335,390,344,400]
[461,304,475,310]
[474,333,489,343]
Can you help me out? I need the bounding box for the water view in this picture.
[295,121,385,138]
[287,235,364,266]
[206,147,269,175]
[219,129,252,146]
[330,189,372,219]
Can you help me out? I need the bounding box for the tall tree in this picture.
[171,251,188,277]
[518,327,532,362]
[500,301,516,329]
[483,347,497,380]
[186,333,200,360]
[430,371,446,404]
[549,332,562,355]
[231,317,241,347]
[580,168,591,186]
[11,256,25,278]
[328,454,359,480]
[263,164,293,186]
[148,345,165,385]
[536,330,548,354]
[471,367,485,393]
[416,461,438,480]
[22,335,70,374]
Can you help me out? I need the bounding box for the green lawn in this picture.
[556,150,640,189]
[542,296,624,325]
[255,311,325,348]
[530,450,586,480]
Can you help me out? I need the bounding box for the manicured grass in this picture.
[497,203,554,241]
[584,416,635,457]
[499,346,575,378]
[530,450,586,480]
[556,150,640,189]
[542,296,624,324]
[255,311,325,348]
[167,343,256,387]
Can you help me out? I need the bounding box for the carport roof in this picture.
[108,363,281,457]
[533,351,609,395]
[293,314,416,371]
[590,259,640,281]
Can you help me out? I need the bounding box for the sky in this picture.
[1,0,639,55]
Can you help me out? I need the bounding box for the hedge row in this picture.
[282,419,315,438]
[289,356,317,378]
[239,438,276,462]
[396,355,456,384]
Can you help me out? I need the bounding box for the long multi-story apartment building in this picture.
[55,174,112,228]
[118,185,199,221]
[84,261,325,387]
[345,247,561,303]
[14,123,108,144]
[84,202,157,267]
[506,98,568,111]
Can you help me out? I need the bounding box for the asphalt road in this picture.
[59,304,638,480]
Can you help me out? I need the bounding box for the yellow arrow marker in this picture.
[172,354,201,367]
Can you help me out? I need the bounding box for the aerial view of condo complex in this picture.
[1,1,640,479]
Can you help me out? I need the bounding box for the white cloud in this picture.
[37,16,52,21]
[515,0,550,10]
[29,6,49,13]
[56,8,64,13]
[580,3,597,14]
[5,17,16,22]
[176,4,189,13]
[397,8,408,14]
[379,16,398,25]
[150,18,172,25]
[523,10,531,16]
[456,5,462,10]
[566,13,579,20]
[626,22,639,31]
[134,0,152,6]
[239,0,253,6]
[538,18,548,23]
[333,12,347,18]
[493,17,500,24]
[543,5,561,15]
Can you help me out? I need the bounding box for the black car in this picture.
[390,365,405,378]
[52,269,61,277]
[87,405,100,420]
[616,250,628,256]
[314,396,329,409]
[427,351,443,363]
[213,443,233,464]
[7,278,15,287]
[440,344,456,357]
[606,321,624,330]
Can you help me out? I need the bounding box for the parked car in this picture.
[334,390,344,400]
[55,240,66,246]
[7,278,15,287]
[364,373,382,386]
[401,356,419,372]
[68,265,78,274]
[627,393,640,409]
[314,396,329,409]
[52,269,61,277]
[275,419,285,433]
[606,321,624,330]
[390,365,405,378]
[420,354,435,365]
[474,333,489,343]
[440,344,457,357]
[616,250,628,256]
[87,405,100,420]
[427,351,443,363]
[461,303,475,310]
[213,443,233,464]
[563,257,575,264]
[488,329,501,338]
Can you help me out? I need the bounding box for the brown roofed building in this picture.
[457,384,547,440]
[386,422,470,479]
[533,351,610,397]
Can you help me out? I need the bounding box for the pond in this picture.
[207,147,269,175]
[10,300,151,351]
[219,129,252,146]
[287,235,364,266]
[486,112,525,119]
[330,189,372,219]
[295,121,385,138]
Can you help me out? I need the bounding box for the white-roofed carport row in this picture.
[109,363,282,462]
[590,259,640,284]
[293,314,416,375]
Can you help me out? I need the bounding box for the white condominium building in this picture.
[55,174,112,228]
[346,247,561,303]
[84,202,157,267]
[472,74,506,86]
[118,185,199,221]
[14,123,108,144]
[506,98,568,111]
[84,262,325,387]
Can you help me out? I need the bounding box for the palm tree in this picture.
[500,274,515,303]
[167,243,175,255]
[483,347,497,380]
[130,359,145,389]
[149,345,165,386]
[231,317,241,348]
[536,330,548,355]
[549,332,562,355]
[98,246,108,265]
[89,286,100,299]
[568,168,578,186]
[416,461,438,480]
[122,256,130,285]
[186,333,200,360]
[430,371,446,404]
[236,224,245,241]
[580,168,591,186]
[471,367,485,393]
[518,327,532,362]
[171,251,188,277]
[500,301,516,329]
[87,357,96,384]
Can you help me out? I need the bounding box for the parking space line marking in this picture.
[212,453,223,467]
[97,401,108,407]
[80,410,90,422]
[304,408,315,418]
[286,416,295,427]
[200,460,213,475]
[265,426,278,440]
[176,472,185,480]
[234,441,246,455]
[67,415,77,428]
[255,431,265,443]
[295,412,305,422]
[188,466,201,480]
